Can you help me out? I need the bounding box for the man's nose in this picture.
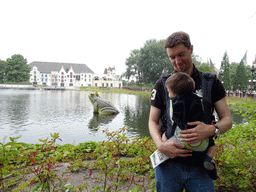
[175,56,182,64]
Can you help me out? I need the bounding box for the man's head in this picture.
[165,31,191,49]
[165,31,193,74]
[165,72,195,98]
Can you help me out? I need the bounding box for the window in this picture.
[70,72,73,78]
[70,79,72,82]
[42,78,44,81]
[61,72,64,75]
[84,75,86,78]
[67,75,69,78]
[46,79,47,82]
[34,71,36,74]
[45,74,47,77]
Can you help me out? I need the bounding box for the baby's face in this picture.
[167,88,177,98]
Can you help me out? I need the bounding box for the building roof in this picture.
[29,61,94,74]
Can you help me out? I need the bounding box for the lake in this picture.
[0,89,246,145]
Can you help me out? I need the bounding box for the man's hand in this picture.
[158,140,192,159]
[178,121,214,144]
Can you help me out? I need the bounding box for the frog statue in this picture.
[88,91,119,115]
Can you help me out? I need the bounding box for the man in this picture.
[148,31,232,192]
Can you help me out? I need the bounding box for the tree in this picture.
[192,53,201,68]
[139,39,172,84]
[232,60,249,90]
[123,49,140,81]
[0,59,6,83]
[198,61,217,74]
[219,51,231,90]
[124,39,172,84]
[5,54,31,82]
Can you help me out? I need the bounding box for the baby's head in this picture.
[165,72,195,98]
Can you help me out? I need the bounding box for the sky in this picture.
[0,0,256,75]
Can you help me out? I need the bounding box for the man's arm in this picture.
[179,97,232,143]
[148,105,192,158]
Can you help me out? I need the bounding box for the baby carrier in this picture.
[162,72,216,152]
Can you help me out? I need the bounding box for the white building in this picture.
[92,66,122,88]
[29,61,94,87]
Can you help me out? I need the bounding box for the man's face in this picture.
[166,44,193,75]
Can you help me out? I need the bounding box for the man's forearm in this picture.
[209,115,233,137]
[148,120,163,149]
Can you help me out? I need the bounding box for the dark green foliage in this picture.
[219,51,231,90]
[4,54,31,83]
[232,60,249,90]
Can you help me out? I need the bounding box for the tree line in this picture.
[1,45,253,91]
[123,39,252,91]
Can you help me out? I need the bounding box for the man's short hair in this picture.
[165,31,191,49]
[165,72,195,95]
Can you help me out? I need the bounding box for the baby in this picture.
[162,72,218,180]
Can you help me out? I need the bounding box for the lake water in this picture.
[0,89,246,145]
[0,90,151,145]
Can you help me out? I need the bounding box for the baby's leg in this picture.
[204,146,218,180]
[206,146,215,159]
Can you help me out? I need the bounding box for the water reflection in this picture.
[88,114,118,132]
[123,95,151,137]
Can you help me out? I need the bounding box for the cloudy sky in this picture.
[0,0,255,75]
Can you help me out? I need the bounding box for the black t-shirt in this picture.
[150,66,226,166]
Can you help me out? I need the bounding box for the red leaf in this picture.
[31,159,36,165]
[30,181,35,185]
[20,149,25,154]
[33,152,37,157]
[89,169,93,176]
[52,146,56,151]
[48,164,52,169]
[46,147,49,152]
[56,178,61,181]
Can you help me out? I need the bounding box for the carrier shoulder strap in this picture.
[201,72,216,124]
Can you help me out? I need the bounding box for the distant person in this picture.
[161,72,218,180]
[148,31,232,191]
